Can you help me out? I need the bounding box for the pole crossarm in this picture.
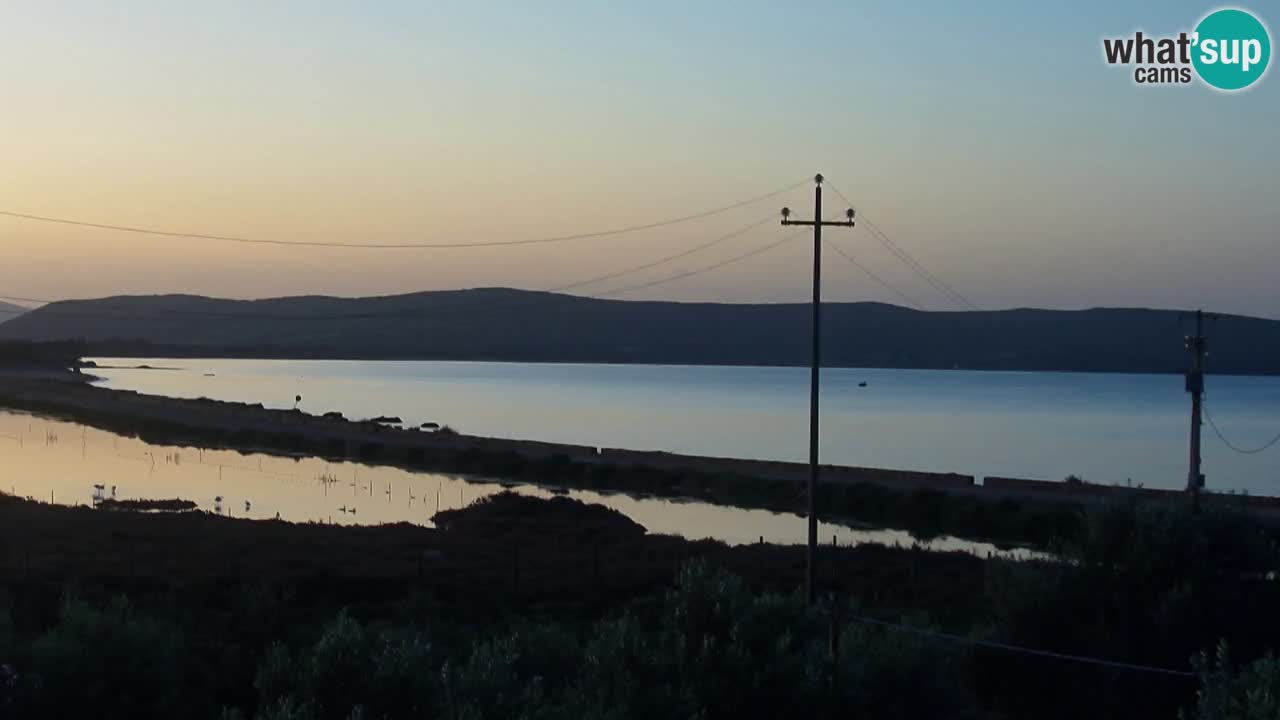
[781,219,855,228]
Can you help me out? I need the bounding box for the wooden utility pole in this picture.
[1185,309,1207,511]
[781,173,855,605]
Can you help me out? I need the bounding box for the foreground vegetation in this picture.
[3,493,1280,719]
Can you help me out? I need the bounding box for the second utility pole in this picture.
[782,173,855,605]
[1185,309,1208,511]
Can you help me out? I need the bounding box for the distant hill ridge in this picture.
[0,301,29,323]
[1,288,1277,374]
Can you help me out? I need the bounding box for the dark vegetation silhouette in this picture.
[4,289,1279,373]
[2,493,1280,719]
[0,341,84,370]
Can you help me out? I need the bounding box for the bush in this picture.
[1185,642,1280,720]
[568,560,975,720]
[22,595,190,719]
[834,616,979,719]
[982,498,1280,719]
[256,610,374,720]
[441,634,552,720]
[5,544,1249,719]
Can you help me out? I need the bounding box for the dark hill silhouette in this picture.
[0,301,28,323]
[1,288,1276,374]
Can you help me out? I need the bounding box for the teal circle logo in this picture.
[1192,8,1271,91]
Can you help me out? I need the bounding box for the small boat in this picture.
[858,381,868,388]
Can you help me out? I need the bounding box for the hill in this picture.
[0,288,1276,374]
[0,301,29,324]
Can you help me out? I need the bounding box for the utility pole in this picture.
[781,173,855,605]
[1185,309,1207,511]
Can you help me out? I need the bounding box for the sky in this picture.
[0,1,1277,316]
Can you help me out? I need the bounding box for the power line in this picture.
[858,214,978,310]
[0,217,780,321]
[847,614,1195,678]
[0,179,809,250]
[310,217,799,322]
[596,227,806,298]
[1203,398,1280,455]
[860,212,977,311]
[1198,347,1280,457]
[823,239,923,310]
[545,214,776,293]
[825,183,979,310]
[343,213,781,320]
[0,218,797,324]
[865,218,978,310]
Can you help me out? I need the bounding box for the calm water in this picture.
[0,410,1006,554]
[89,359,1280,494]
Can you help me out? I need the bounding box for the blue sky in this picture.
[0,1,1276,315]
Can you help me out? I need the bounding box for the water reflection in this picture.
[0,410,1023,557]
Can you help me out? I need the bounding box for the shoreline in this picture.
[2,366,1275,547]
[0,489,987,619]
[83,352,1280,379]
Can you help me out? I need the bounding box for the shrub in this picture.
[833,615,979,719]
[24,595,190,719]
[441,631,561,720]
[982,498,1280,719]
[1185,642,1280,720]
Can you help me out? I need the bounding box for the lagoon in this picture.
[87,358,1280,495]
